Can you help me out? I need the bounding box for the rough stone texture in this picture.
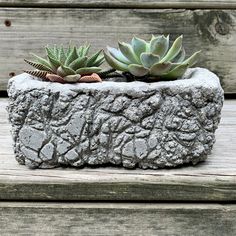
[7,68,224,169]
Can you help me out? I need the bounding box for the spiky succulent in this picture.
[24,43,105,83]
[104,35,201,80]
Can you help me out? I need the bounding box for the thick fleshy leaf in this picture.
[93,57,105,67]
[65,46,78,66]
[63,74,81,82]
[47,54,61,69]
[45,46,57,60]
[58,46,67,63]
[86,50,103,66]
[172,47,186,63]
[107,46,130,64]
[79,73,102,83]
[150,62,172,76]
[128,64,149,77]
[162,64,189,79]
[104,51,129,71]
[57,65,75,77]
[24,59,53,72]
[183,50,201,67]
[140,53,160,68]
[30,53,52,69]
[24,70,48,80]
[118,42,139,63]
[160,35,183,62]
[69,57,88,70]
[150,35,169,58]
[76,67,102,75]
[46,74,65,83]
[53,45,59,58]
[80,44,90,57]
[131,37,147,59]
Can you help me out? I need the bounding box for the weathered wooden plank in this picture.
[0,99,236,201]
[0,203,236,236]
[0,8,235,93]
[0,0,236,9]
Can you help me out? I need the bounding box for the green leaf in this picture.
[150,62,172,76]
[93,56,105,67]
[131,37,147,59]
[45,46,57,60]
[47,54,61,69]
[140,53,160,68]
[30,53,52,69]
[128,64,149,77]
[57,65,75,77]
[172,47,186,63]
[182,50,201,67]
[162,63,189,79]
[86,50,103,67]
[104,51,129,71]
[118,42,139,64]
[160,35,183,62]
[65,46,78,66]
[107,46,130,64]
[150,35,169,58]
[69,57,88,70]
[76,67,102,75]
[58,46,67,64]
[64,74,81,82]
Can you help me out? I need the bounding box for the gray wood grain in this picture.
[1,99,236,201]
[0,202,236,236]
[0,0,236,9]
[0,8,235,93]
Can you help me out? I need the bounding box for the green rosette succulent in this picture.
[24,43,105,83]
[104,35,201,80]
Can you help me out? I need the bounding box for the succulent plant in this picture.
[104,35,201,80]
[24,43,105,83]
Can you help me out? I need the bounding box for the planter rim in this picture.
[8,67,222,96]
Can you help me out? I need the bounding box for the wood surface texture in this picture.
[0,98,236,201]
[0,7,235,93]
[0,0,236,9]
[0,202,236,236]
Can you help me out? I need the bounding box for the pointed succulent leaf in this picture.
[82,44,90,57]
[107,46,130,64]
[63,74,81,82]
[118,42,139,64]
[86,50,103,66]
[47,54,61,69]
[76,67,102,75]
[131,37,147,59]
[104,51,129,71]
[30,53,52,69]
[150,62,172,76]
[24,59,53,72]
[150,35,169,58]
[182,50,201,67]
[162,63,189,79]
[53,45,60,58]
[57,65,75,77]
[58,46,67,63]
[128,64,149,77]
[45,46,57,60]
[65,46,78,66]
[69,57,88,70]
[172,47,186,63]
[140,53,160,68]
[93,56,105,67]
[160,35,183,62]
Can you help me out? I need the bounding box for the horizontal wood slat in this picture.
[0,99,236,201]
[0,1,236,9]
[0,8,235,93]
[0,203,236,235]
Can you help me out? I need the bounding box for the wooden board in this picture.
[1,0,236,9]
[0,98,236,201]
[0,8,236,93]
[0,202,236,235]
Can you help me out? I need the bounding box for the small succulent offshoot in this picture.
[104,35,201,81]
[24,43,106,83]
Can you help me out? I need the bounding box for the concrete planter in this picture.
[7,67,223,169]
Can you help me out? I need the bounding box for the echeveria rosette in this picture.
[104,35,201,80]
[24,43,105,83]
